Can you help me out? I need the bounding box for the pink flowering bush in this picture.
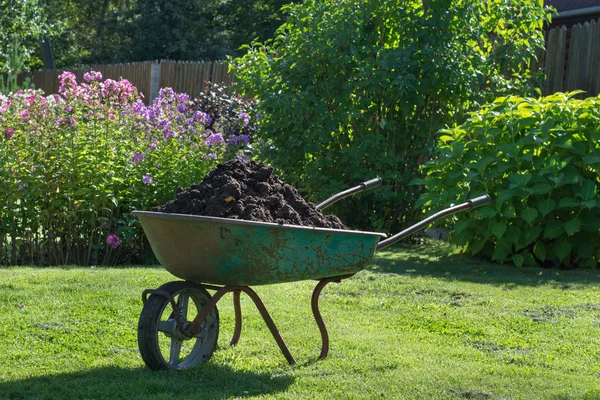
[0,72,256,265]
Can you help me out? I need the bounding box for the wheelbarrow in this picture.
[133,178,490,370]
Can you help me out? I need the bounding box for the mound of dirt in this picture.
[153,160,347,229]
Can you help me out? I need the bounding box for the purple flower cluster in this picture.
[106,233,121,249]
[142,173,153,185]
[130,152,145,164]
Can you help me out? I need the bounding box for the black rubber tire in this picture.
[138,281,219,370]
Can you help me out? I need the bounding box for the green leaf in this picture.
[557,197,578,209]
[469,238,487,255]
[561,169,583,185]
[492,237,512,261]
[511,254,524,267]
[538,199,556,217]
[564,219,581,235]
[523,225,542,246]
[453,219,472,234]
[494,190,517,211]
[582,199,596,209]
[507,225,524,250]
[581,216,600,232]
[490,220,507,239]
[544,220,564,239]
[577,180,597,201]
[554,240,572,261]
[533,242,546,261]
[508,173,532,188]
[576,235,596,259]
[502,203,518,219]
[531,183,552,195]
[583,154,600,164]
[520,207,538,224]
[476,206,497,218]
[522,250,538,266]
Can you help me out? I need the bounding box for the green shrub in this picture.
[417,93,600,268]
[232,0,548,233]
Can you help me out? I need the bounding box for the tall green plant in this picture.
[0,36,34,94]
[417,93,600,268]
[232,0,549,232]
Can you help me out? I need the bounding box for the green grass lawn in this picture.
[1,241,599,399]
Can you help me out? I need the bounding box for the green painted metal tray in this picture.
[133,211,386,286]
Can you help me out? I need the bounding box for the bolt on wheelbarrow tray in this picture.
[134,177,490,370]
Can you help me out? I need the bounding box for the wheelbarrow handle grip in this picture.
[467,194,491,208]
[360,177,382,190]
[316,177,383,210]
[376,193,491,251]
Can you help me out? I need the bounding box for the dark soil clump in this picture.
[153,160,347,229]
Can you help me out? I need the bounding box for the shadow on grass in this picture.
[1,363,294,400]
[369,241,600,287]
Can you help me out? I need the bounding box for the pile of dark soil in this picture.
[153,160,347,229]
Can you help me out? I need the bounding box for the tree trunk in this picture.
[40,36,55,69]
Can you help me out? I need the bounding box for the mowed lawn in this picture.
[0,241,599,400]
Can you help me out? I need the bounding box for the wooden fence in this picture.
[159,60,234,100]
[542,19,600,96]
[22,60,234,104]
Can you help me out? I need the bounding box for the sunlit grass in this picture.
[1,241,599,399]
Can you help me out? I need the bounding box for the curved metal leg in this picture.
[230,290,242,346]
[312,279,332,360]
[184,286,231,337]
[186,284,295,365]
[312,276,347,360]
[239,286,296,365]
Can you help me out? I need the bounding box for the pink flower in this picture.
[83,71,103,82]
[5,127,15,139]
[106,233,121,249]
[19,110,30,119]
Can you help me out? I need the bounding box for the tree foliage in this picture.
[0,0,57,71]
[417,93,600,268]
[37,0,296,68]
[232,0,549,233]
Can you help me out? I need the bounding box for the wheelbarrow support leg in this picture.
[188,284,296,365]
[239,286,296,365]
[230,290,242,346]
[312,277,342,360]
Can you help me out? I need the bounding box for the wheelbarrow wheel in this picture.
[138,281,219,370]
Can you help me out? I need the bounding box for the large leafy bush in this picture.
[417,93,600,268]
[232,0,548,232]
[0,72,256,265]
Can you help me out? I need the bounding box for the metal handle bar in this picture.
[376,194,491,251]
[315,178,382,211]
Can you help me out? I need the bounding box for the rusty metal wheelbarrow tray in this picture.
[132,211,386,286]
